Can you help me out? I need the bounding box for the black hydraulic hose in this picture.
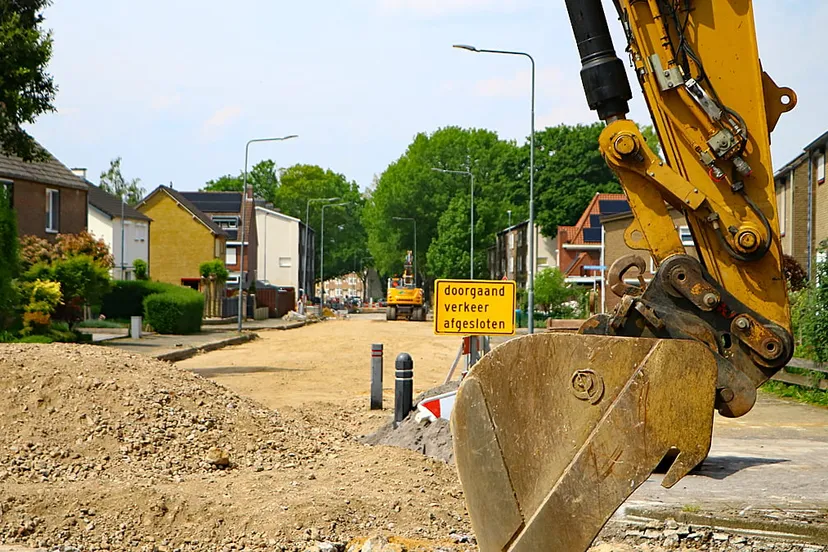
[564,0,632,120]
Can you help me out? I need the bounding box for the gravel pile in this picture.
[0,344,318,486]
[361,382,458,465]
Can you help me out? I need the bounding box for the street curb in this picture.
[624,506,828,545]
[154,333,258,362]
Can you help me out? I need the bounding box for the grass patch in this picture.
[76,319,128,329]
[761,380,828,408]
[682,504,701,513]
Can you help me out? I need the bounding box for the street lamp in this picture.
[305,197,340,300]
[392,216,417,286]
[432,167,475,279]
[238,134,298,332]
[320,202,350,308]
[453,44,537,334]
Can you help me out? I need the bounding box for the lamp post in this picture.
[392,216,417,286]
[320,202,350,308]
[453,44,536,333]
[431,167,475,279]
[305,197,340,301]
[238,134,298,332]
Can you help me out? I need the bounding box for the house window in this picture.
[135,223,147,241]
[509,233,515,249]
[508,256,515,274]
[226,247,237,266]
[678,226,694,246]
[537,257,548,268]
[46,189,60,233]
[213,216,239,230]
[818,153,826,185]
[279,257,292,268]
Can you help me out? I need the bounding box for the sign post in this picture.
[434,279,517,375]
[433,279,517,337]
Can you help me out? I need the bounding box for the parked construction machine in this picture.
[386,250,426,321]
[451,1,797,550]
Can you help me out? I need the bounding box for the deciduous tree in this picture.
[99,157,145,205]
[0,0,56,160]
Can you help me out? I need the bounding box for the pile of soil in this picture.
[361,383,459,465]
[0,344,474,552]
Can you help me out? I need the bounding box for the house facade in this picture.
[136,186,227,287]
[557,193,629,286]
[255,205,315,294]
[488,221,557,286]
[601,208,697,312]
[81,177,151,280]
[319,272,364,301]
[0,147,88,239]
[179,190,258,289]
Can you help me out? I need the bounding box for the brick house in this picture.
[0,147,88,239]
[557,193,629,285]
[136,186,227,287]
[179,190,258,289]
[487,221,557,287]
[600,208,697,312]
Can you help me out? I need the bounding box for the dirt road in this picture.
[177,314,461,409]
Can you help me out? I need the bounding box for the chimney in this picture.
[71,168,87,180]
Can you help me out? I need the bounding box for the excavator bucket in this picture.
[451,333,718,552]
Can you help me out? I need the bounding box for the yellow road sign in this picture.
[434,279,517,336]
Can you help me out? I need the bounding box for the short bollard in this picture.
[394,353,414,427]
[370,344,383,410]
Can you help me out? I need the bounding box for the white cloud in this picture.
[200,106,242,140]
[377,0,528,17]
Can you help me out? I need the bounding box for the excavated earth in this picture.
[0,343,826,552]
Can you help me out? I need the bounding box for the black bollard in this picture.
[394,353,414,427]
[370,344,383,410]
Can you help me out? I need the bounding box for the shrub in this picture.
[133,259,148,280]
[19,279,62,336]
[143,287,204,334]
[100,280,170,319]
[55,231,114,269]
[17,335,54,344]
[199,259,229,283]
[0,185,18,327]
[19,235,56,271]
[26,255,111,321]
[793,243,828,362]
[784,255,808,291]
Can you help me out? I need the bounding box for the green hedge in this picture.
[143,287,204,335]
[101,280,170,319]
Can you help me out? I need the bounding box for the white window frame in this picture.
[508,256,515,274]
[45,188,59,233]
[819,153,826,185]
[279,257,292,268]
[678,226,694,246]
[135,222,147,242]
[226,247,238,266]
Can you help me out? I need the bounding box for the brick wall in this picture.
[602,210,696,312]
[139,192,225,285]
[13,179,87,239]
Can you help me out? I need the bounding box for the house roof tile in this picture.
[0,144,88,191]
[87,183,151,221]
[137,186,226,236]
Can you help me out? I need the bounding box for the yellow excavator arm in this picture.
[451,1,796,550]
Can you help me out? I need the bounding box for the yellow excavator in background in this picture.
[451,1,797,550]
[386,250,426,321]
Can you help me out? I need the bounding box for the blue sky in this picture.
[30,0,828,193]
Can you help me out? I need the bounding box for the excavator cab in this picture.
[451,1,796,550]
